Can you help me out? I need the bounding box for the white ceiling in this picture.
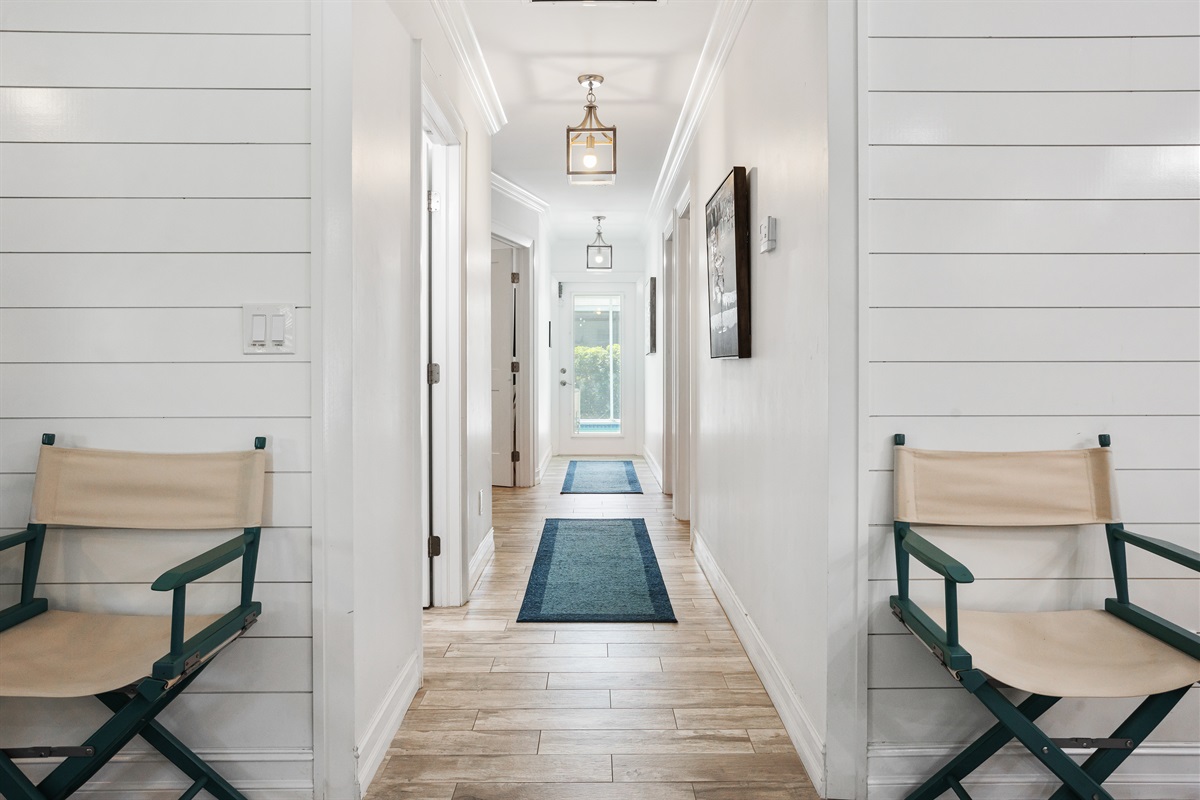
[465,0,720,243]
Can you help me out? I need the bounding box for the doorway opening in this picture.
[420,85,467,608]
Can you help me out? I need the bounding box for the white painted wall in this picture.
[0,1,314,796]
[347,2,424,792]
[387,1,496,596]
[862,2,1200,797]
[649,0,836,791]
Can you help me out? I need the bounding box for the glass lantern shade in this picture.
[586,241,613,270]
[567,125,616,185]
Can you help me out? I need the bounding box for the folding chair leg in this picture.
[1045,687,1190,800]
[0,751,44,800]
[95,694,246,800]
[904,692,1059,800]
[969,680,1114,800]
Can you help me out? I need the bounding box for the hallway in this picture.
[367,457,817,800]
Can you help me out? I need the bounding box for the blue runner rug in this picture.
[561,460,643,494]
[517,518,676,623]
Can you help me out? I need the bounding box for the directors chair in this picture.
[0,434,267,800]
[889,434,1199,800]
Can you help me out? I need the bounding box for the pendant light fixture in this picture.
[566,75,616,185]
[586,216,612,270]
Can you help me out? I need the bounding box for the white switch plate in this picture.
[243,304,296,354]
[759,216,777,254]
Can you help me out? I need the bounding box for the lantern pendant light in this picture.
[566,75,616,185]
[586,216,612,270]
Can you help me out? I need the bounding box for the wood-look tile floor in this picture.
[368,457,819,800]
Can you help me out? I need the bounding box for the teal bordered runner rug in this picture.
[561,460,643,494]
[517,518,676,623]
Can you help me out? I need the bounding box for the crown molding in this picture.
[430,0,507,135]
[492,173,551,216]
[646,0,752,226]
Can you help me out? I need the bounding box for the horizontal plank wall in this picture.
[863,1,1200,798]
[0,2,314,797]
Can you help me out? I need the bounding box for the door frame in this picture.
[492,225,538,488]
[670,189,693,523]
[422,78,467,608]
[554,277,641,456]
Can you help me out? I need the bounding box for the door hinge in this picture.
[511,451,520,463]
[511,361,520,373]
[511,272,520,284]
[427,363,441,385]
[427,191,441,213]
[428,535,442,558]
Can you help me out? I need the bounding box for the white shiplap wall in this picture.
[864,1,1200,797]
[0,2,313,796]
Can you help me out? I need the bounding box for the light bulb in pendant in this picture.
[582,135,598,169]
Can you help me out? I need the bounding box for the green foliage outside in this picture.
[574,344,621,420]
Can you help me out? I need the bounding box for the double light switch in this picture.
[243,304,296,354]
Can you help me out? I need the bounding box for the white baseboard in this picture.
[867,743,1200,799]
[692,528,827,796]
[537,448,553,483]
[17,749,314,799]
[642,446,664,489]
[356,649,421,795]
[469,527,495,595]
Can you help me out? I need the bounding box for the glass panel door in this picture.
[572,294,621,435]
[558,283,635,456]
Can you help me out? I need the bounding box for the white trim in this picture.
[643,444,663,489]
[469,527,496,595]
[42,750,314,799]
[356,650,422,795]
[492,173,550,216]
[693,528,826,796]
[429,0,507,135]
[538,447,553,483]
[867,744,1200,800]
[646,0,752,226]
[825,0,866,797]
[310,1,357,796]
[422,56,467,146]
[48,788,312,799]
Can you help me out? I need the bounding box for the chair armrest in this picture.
[1111,527,1199,572]
[0,529,37,552]
[0,525,48,632]
[902,530,975,584]
[151,533,252,592]
[149,530,262,680]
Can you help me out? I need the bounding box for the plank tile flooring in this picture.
[368,457,818,800]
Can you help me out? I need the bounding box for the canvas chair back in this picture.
[30,445,266,530]
[894,445,1120,527]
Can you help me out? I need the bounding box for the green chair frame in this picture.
[890,434,1199,800]
[0,434,266,800]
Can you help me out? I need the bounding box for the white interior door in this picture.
[491,245,516,486]
[557,283,636,455]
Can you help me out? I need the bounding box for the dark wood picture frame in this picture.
[704,166,751,358]
[645,277,657,355]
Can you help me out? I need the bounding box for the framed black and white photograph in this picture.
[645,277,656,355]
[705,166,751,358]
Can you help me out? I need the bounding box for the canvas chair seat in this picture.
[926,607,1200,698]
[0,610,222,698]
